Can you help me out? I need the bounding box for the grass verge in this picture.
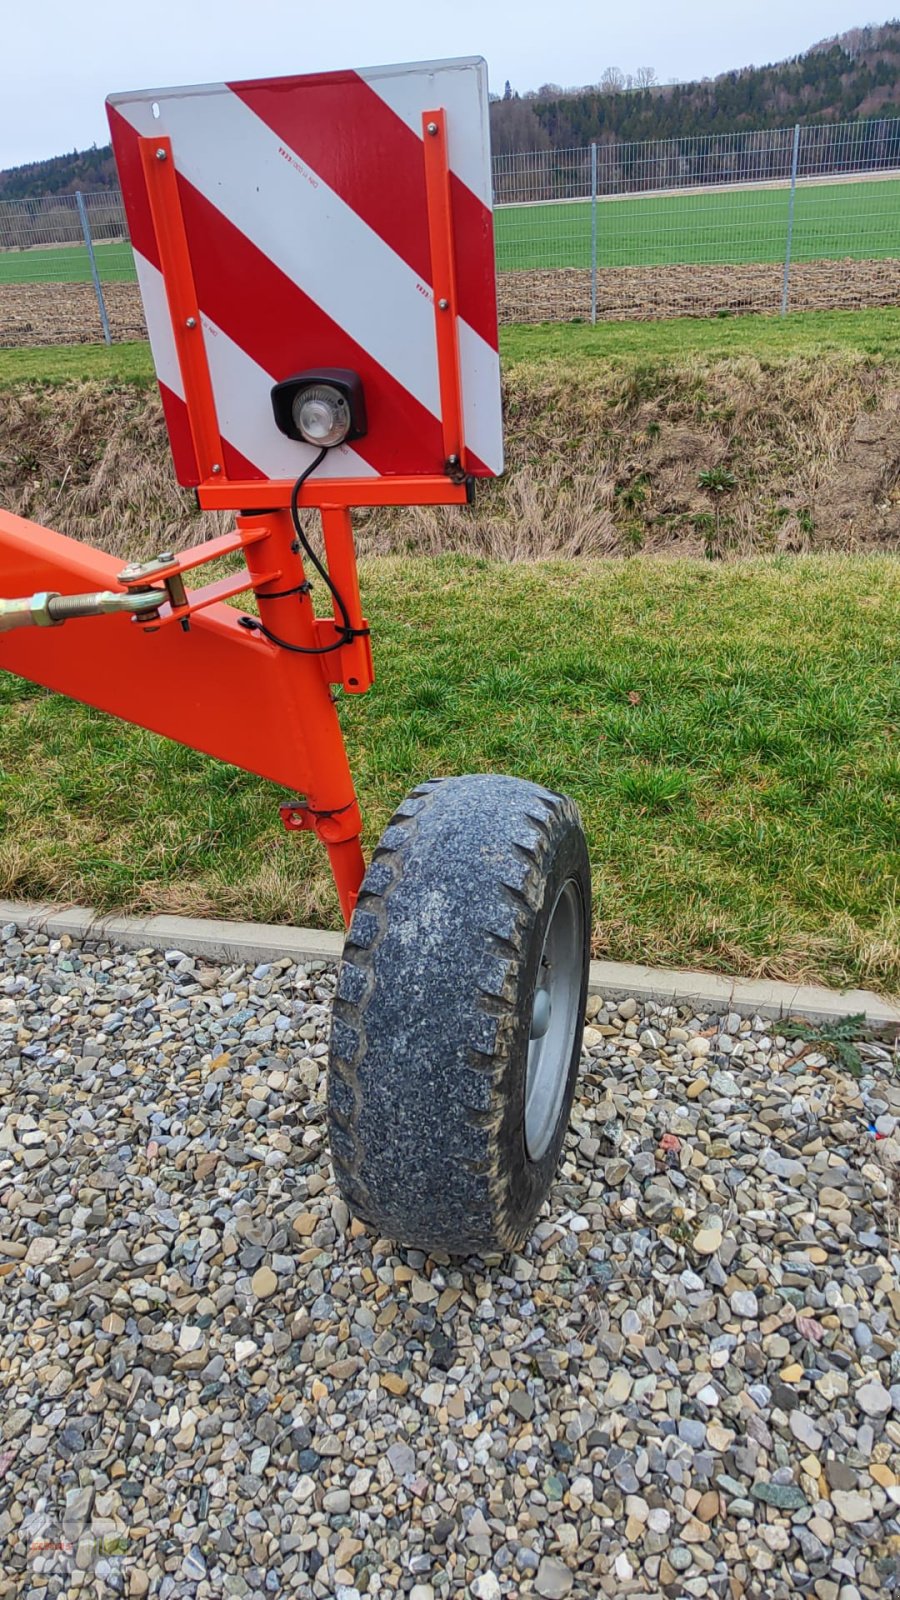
[500,306,900,363]
[1,554,897,992]
[4,309,900,386]
[0,342,155,386]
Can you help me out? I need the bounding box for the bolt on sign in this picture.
[107,57,503,493]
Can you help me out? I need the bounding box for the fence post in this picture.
[780,124,801,317]
[590,141,598,325]
[75,190,112,346]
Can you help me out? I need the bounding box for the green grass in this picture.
[494,176,900,271]
[0,341,155,385]
[499,306,900,363]
[4,307,900,389]
[1,555,897,991]
[0,240,135,285]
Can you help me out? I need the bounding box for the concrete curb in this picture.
[2,898,898,1034]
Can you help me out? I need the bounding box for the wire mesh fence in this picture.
[2,115,900,344]
[0,190,138,346]
[494,117,900,324]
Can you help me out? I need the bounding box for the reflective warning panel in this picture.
[108,58,502,489]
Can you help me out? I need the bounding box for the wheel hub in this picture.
[531,986,552,1040]
[524,879,584,1162]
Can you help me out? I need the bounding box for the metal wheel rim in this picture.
[524,878,583,1162]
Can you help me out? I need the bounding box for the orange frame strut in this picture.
[140,137,224,481]
[422,109,467,472]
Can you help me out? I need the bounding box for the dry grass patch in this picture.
[3,356,900,562]
[0,383,229,560]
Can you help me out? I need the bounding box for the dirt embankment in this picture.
[3,356,900,561]
[3,257,900,347]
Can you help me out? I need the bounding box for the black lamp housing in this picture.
[271,368,367,445]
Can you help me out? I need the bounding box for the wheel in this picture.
[327,774,591,1255]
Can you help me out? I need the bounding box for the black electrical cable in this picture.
[238,446,370,657]
[256,581,312,601]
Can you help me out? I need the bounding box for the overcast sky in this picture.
[1,0,883,169]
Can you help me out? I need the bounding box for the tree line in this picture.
[490,23,900,156]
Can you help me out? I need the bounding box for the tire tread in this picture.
[327,775,589,1253]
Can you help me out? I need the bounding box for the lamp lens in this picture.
[292,385,351,448]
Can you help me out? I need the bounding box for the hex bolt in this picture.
[211,464,222,475]
[438,298,449,311]
[426,121,438,135]
[185,316,197,329]
[155,147,167,161]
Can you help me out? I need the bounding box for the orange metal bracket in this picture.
[140,136,224,481]
[141,125,469,515]
[422,109,466,473]
[317,506,374,695]
[197,474,471,513]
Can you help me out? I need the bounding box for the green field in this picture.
[0,239,135,285]
[494,176,900,271]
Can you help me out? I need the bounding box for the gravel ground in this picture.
[1,923,899,1600]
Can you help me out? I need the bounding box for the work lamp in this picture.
[271,369,367,448]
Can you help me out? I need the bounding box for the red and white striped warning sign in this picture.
[108,58,502,487]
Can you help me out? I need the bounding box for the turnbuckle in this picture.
[0,587,163,635]
[0,550,193,637]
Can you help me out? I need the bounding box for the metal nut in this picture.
[155,147,167,161]
[438,298,449,311]
[185,316,197,329]
[426,121,438,135]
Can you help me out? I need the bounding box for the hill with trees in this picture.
[490,21,900,155]
[0,144,120,201]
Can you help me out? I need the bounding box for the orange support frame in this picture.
[422,109,467,472]
[140,137,224,481]
[0,111,472,925]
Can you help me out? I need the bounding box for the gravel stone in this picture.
[509,1389,534,1421]
[387,1441,416,1477]
[694,1225,723,1255]
[857,1378,892,1417]
[1,925,896,1598]
[831,1490,874,1523]
[535,1557,574,1597]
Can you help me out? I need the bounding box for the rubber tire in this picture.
[327,774,591,1255]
